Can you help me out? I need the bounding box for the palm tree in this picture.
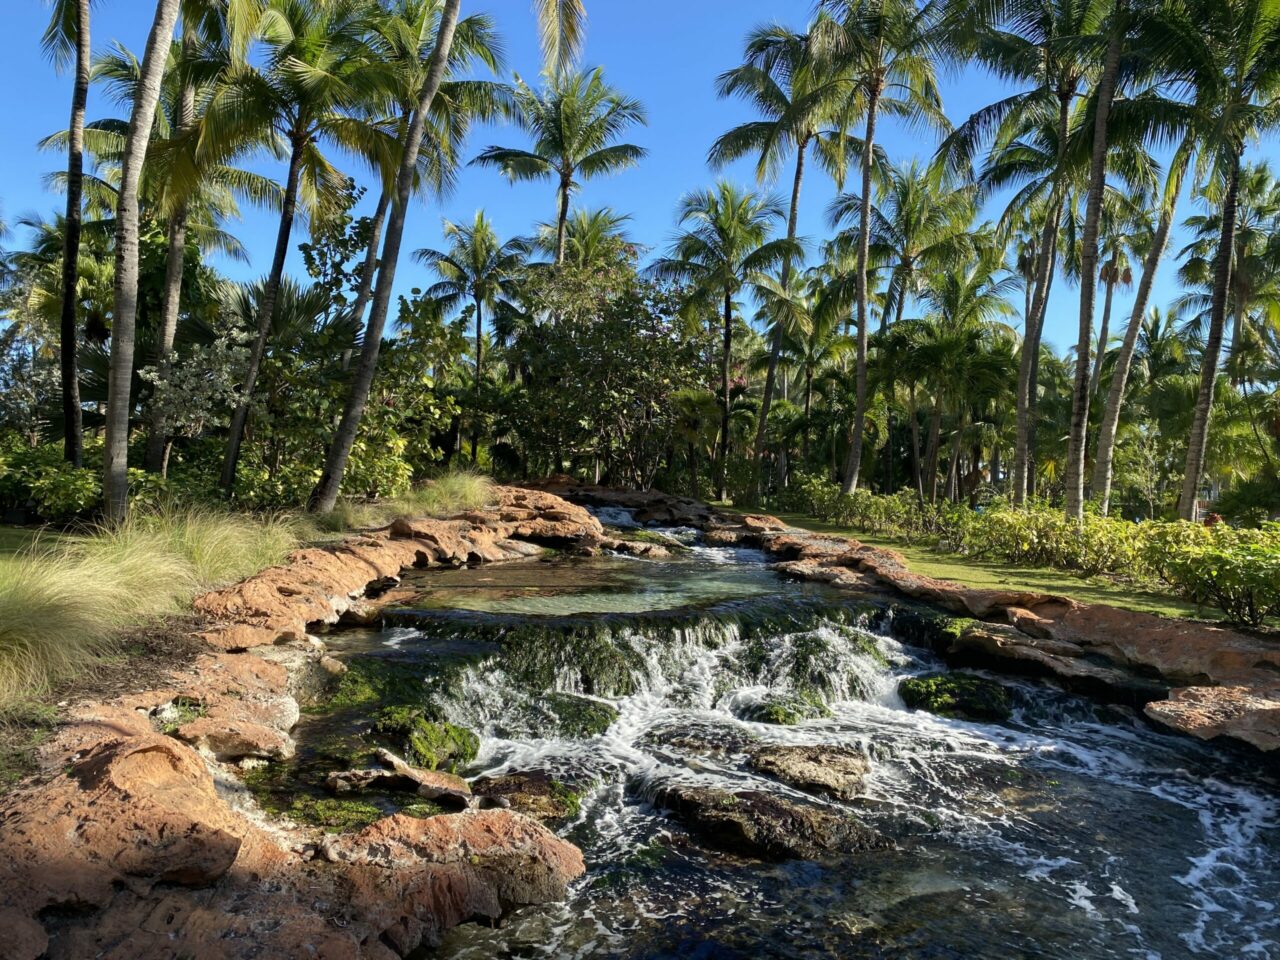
[535,206,632,267]
[310,0,587,513]
[1162,0,1280,519]
[212,0,400,495]
[944,0,1110,505]
[651,182,795,500]
[43,0,92,467]
[818,0,949,495]
[1064,0,1129,521]
[1089,197,1141,395]
[710,19,862,497]
[471,67,646,265]
[414,211,529,460]
[102,0,182,521]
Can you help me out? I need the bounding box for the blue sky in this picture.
[0,0,1250,354]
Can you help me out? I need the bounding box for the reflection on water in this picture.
[320,535,1280,960]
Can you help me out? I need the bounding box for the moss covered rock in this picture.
[898,671,1013,721]
[372,706,478,772]
[470,770,592,822]
[540,692,619,738]
[738,691,832,726]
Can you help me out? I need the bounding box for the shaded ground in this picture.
[0,613,207,791]
[721,508,1215,623]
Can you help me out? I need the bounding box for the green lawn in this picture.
[0,527,46,556]
[724,507,1212,622]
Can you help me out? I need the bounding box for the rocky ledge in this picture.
[535,480,1280,756]
[0,486,609,960]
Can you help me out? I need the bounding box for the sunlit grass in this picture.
[299,470,497,538]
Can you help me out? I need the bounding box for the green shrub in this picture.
[1161,523,1280,627]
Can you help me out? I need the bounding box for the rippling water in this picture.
[324,527,1280,960]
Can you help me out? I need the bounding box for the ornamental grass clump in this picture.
[0,507,301,714]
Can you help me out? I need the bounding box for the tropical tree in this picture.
[817,0,949,495]
[710,18,863,496]
[310,0,587,513]
[535,206,632,267]
[652,182,795,500]
[102,0,182,520]
[211,0,401,495]
[414,211,529,459]
[43,0,92,466]
[1161,0,1280,519]
[471,67,646,265]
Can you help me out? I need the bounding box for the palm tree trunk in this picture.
[1065,25,1123,521]
[718,286,732,502]
[309,0,463,513]
[471,297,483,462]
[102,0,181,521]
[1013,89,1072,506]
[342,186,391,370]
[1179,154,1242,521]
[925,400,942,504]
[882,287,907,493]
[751,138,808,500]
[220,131,306,496]
[145,24,198,475]
[1091,196,1176,514]
[59,0,90,468]
[909,386,924,503]
[555,175,571,265]
[802,368,813,461]
[841,83,881,495]
[1090,272,1116,396]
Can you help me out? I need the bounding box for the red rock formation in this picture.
[0,485,599,958]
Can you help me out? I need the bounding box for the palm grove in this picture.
[3,0,1280,532]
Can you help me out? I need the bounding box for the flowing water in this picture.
[313,522,1280,960]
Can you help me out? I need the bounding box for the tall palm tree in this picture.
[310,0,587,513]
[945,0,1110,505]
[43,0,92,467]
[710,18,860,495]
[651,182,795,500]
[1089,196,1141,395]
[102,0,182,521]
[818,0,949,495]
[471,67,646,265]
[414,211,528,459]
[1064,0,1129,521]
[1162,0,1280,519]
[212,0,399,495]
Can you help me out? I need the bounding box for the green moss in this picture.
[285,795,386,833]
[549,777,594,818]
[309,656,426,713]
[399,800,449,819]
[372,706,478,772]
[740,690,833,725]
[898,671,1013,722]
[540,692,618,738]
[622,529,687,550]
[938,616,978,645]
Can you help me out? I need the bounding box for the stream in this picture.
[307,517,1279,960]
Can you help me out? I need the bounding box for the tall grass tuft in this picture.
[0,507,301,714]
[298,470,497,539]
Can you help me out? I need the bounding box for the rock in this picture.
[327,749,473,809]
[372,707,479,772]
[898,671,1014,722]
[601,535,671,559]
[320,808,587,905]
[174,716,296,761]
[319,654,347,676]
[639,719,756,756]
[746,744,869,800]
[650,782,886,861]
[737,692,832,725]
[470,770,590,822]
[540,691,619,737]
[1145,685,1280,752]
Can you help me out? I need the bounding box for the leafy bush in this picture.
[775,479,1280,627]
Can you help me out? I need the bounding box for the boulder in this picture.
[469,770,589,822]
[327,749,474,809]
[1145,685,1280,752]
[899,671,1014,721]
[650,782,886,861]
[746,744,869,800]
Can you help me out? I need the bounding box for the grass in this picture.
[731,508,1212,622]
[0,470,499,720]
[300,470,495,539]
